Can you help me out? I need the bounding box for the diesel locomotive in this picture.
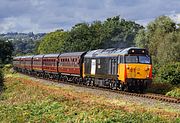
[13,47,152,92]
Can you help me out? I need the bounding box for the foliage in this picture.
[166,88,180,98]
[2,64,13,74]
[135,16,180,85]
[155,62,180,85]
[135,16,180,65]
[13,39,36,55]
[0,68,4,86]
[0,39,14,64]
[135,16,179,66]
[37,16,143,54]
[0,76,179,122]
[37,30,68,54]
[0,32,45,56]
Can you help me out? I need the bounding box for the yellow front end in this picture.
[126,64,152,79]
[118,63,152,84]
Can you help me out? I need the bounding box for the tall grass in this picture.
[0,76,179,122]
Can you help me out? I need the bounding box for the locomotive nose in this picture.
[126,64,151,79]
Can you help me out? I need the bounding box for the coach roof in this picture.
[13,56,22,59]
[33,55,44,59]
[44,54,60,58]
[22,55,34,59]
[60,52,86,57]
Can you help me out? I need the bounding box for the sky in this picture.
[0,0,180,33]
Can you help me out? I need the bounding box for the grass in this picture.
[0,74,179,122]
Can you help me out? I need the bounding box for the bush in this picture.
[155,62,180,85]
[166,88,180,98]
[0,68,4,85]
[2,64,13,74]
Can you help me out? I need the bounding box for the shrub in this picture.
[155,62,180,85]
[2,64,13,74]
[166,88,180,98]
[0,68,4,86]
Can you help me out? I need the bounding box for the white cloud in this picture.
[0,0,180,33]
[0,17,16,33]
[169,13,180,23]
[0,17,39,33]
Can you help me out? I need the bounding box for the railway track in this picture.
[66,82,180,104]
[21,73,180,104]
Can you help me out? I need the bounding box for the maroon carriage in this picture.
[58,52,86,77]
[43,54,59,73]
[20,56,26,71]
[24,56,34,73]
[32,55,44,75]
[13,56,22,71]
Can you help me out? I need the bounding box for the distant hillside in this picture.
[0,32,46,56]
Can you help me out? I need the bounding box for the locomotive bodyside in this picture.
[83,49,119,87]
[83,47,152,91]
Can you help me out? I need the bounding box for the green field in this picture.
[0,74,179,123]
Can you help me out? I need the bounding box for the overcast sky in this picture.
[0,0,180,33]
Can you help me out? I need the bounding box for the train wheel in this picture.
[109,82,116,90]
[119,84,125,91]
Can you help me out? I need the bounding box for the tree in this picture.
[101,16,143,48]
[135,16,178,65]
[64,23,92,52]
[37,30,68,54]
[0,39,14,64]
[37,16,143,53]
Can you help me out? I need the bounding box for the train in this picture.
[13,47,152,92]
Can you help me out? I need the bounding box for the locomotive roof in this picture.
[60,52,86,57]
[44,54,60,58]
[84,47,147,58]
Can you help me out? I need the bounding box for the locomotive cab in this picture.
[118,48,152,92]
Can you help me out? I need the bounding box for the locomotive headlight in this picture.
[145,67,149,71]
[132,50,134,53]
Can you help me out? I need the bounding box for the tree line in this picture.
[37,16,143,54]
